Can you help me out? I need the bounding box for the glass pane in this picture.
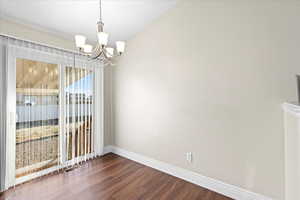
[65,67,94,161]
[16,58,59,178]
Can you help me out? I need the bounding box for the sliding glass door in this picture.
[3,42,102,190]
[6,49,96,187]
[14,62,95,180]
[15,58,60,178]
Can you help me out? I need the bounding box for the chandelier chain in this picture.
[99,0,102,22]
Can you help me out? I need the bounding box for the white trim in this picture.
[0,39,8,192]
[16,159,56,176]
[15,152,97,185]
[59,64,66,165]
[104,145,275,200]
[16,165,59,186]
[5,45,16,189]
[94,66,104,156]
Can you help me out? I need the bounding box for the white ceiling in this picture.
[0,0,177,46]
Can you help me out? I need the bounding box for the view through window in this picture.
[15,60,94,178]
[65,67,94,161]
[16,58,59,178]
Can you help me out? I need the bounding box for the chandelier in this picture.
[74,0,126,63]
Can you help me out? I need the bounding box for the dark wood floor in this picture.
[0,153,232,200]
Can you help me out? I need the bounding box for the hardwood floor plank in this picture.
[0,153,232,200]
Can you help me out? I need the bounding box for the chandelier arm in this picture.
[91,49,105,60]
[90,45,101,58]
[102,48,110,59]
[113,53,121,58]
[103,47,118,58]
[91,52,101,60]
[92,51,102,60]
[92,44,100,55]
[79,49,91,57]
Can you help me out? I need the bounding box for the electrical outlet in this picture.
[186,152,192,163]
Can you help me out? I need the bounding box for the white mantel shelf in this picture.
[282,102,300,117]
[282,102,300,200]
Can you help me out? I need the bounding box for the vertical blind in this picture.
[0,35,104,191]
[0,35,8,192]
[64,65,95,164]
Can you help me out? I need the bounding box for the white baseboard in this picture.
[103,145,274,200]
[103,145,113,155]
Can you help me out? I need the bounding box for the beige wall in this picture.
[103,66,114,146]
[113,1,300,199]
[0,18,113,146]
[0,18,75,50]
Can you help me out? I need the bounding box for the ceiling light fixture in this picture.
[74,0,126,64]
